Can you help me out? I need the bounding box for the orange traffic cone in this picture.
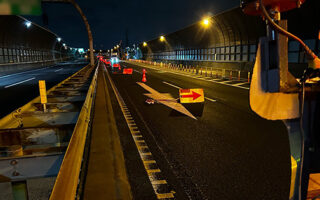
[142,69,147,82]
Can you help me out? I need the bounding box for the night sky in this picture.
[25,0,238,49]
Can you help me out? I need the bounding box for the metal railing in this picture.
[49,65,98,200]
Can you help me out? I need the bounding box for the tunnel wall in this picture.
[0,16,72,74]
[140,0,320,74]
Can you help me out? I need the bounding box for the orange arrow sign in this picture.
[179,88,204,103]
[181,91,201,100]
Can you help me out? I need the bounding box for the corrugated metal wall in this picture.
[0,15,68,64]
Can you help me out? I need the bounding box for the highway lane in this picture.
[108,61,291,199]
[0,61,88,119]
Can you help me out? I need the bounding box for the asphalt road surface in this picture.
[0,61,88,119]
[107,61,291,200]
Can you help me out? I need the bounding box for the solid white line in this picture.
[162,81,181,89]
[54,68,63,72]
[162,81,217,102]
[4,77,35,88]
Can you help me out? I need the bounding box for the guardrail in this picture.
[0,64,91,129]
[49,64,98,200]
[130,59,252,83]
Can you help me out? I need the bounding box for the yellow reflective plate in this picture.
[39,80,47,104]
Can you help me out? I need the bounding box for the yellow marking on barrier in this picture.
[147,169,161,173]
[39,80,47,104]
[131,131,140,134]
[152,180,167,185]
[156,193,174,199]
[137,145,148,149]
[143,160,156,164]
[141,152,152,156]
[290,156,297,199]
[135,140,145,143]
[133,135,143,138]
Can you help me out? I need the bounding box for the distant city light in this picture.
[143,42,147,47]
[160,36,165,42]
[24,21,31,28]
[78,48,85,53]
[57,37,62,42]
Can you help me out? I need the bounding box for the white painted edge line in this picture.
[162,81,216,103]
[105,68,174,199]
[4,77,35,88]
[54,68,63,72]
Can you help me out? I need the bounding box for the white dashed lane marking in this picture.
[4,77,35,88]
[54,68,63,72]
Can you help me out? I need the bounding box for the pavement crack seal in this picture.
[104,68,175,199]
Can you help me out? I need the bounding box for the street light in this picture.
[201,17,211,28]
[24,21,31,28]
[143,42,147,47]
[42,0,95,67]
[160,35,165,42]
[57,37,61,42]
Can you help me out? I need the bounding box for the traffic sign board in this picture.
[0,0,42,15]
[179,88,204,103]
[123,68,133,74]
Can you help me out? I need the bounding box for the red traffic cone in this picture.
[142,69,147,82]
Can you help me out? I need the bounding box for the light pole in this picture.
[42,0,95,66]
